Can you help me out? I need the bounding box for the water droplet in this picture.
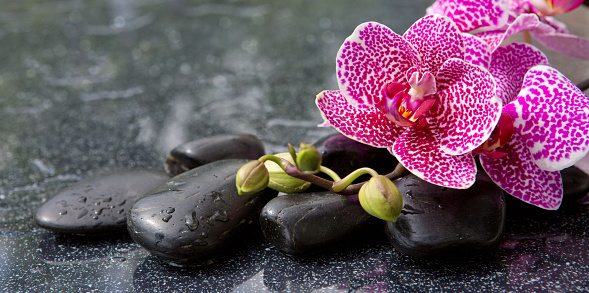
[103,196,112,202]
[166,207,175,214]
[111,256,126,262]
[185,211,199,231]
[211,210,228,222]
[162,215,172,222]
[58,209,68,215]
[94,208,106,215]
[438,204,445,210]
[92,215,99,220]
[193,239,207,246]
[76,209,89,219]
[117,200,126,206]
[78,197,87,203]
[118,209,125,214]
[201,232,208,238]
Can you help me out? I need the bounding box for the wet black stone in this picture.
[260,192,377,256]
[35,169,169,235]
[127,159,277,266]
[561,166,589,203]
[314,133,398,177]
[164,134,265,176]
[386,173,506,257]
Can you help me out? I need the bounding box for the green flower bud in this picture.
[296,143,322,173]
[358,175,403,221]
[265,153,311,193]
[236,160,269,195]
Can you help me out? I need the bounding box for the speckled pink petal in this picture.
[391,123,477,189]
[532,23,589,60]
[503,65,589,171]
[402,15,464,75]
[428,0,510,32]
[489,43,549,105]
[475,14,540,52]
[337,22,420,106]
[315,90,405,147]
[432,58,502,156]
[462,33,491,69]
[480,132,563,210]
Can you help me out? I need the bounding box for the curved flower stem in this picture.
[320,166,341,181]
[332,168,380,192]
[259,154,291,169]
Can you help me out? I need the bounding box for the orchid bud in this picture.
[265,153,311,193]
[296,143,322,173]
[358,175,403,222]
[236,160,269,195]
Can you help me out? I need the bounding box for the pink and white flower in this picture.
[427,0,589,60]
[316,15,502,189]
[476,43,589,209]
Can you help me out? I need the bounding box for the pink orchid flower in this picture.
[475,42,589,209]
[316,15,502,189]
[427,0,589,60]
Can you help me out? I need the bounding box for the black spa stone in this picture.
[260,192,377,256]
[127,159,277,266]
[35,169,169,235]
[164,133,265,176]
[314,133,398,176]
[386,173,506,257]
[561,166,589,203]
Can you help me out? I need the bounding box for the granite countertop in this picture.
[1,0,589,292]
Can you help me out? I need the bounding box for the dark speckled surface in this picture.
[1,1,589,292]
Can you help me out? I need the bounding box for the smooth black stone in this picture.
[127,159,277,266]
[35,169,169,235]
[561,166,589,203]
[164,133,265,176]
[314,133,398,177]
[386,173,506,257]
[260,192,377,256]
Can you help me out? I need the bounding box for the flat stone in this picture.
[314,133,398,176]
[35,169,169,235]
[260,192,377,256]
[561,166,589,203]
[164,134,265,176]
[127,159,277,266]
[386,173,506,257]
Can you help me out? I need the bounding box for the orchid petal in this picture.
[532,22,589,60]
[316,90,405,147]
[504,65,589,171]
[427,0,510,32]
[475,14,540,52]
[402,15,464,75]
[489,43,549,105]
[337,22,420,106]
[462,33,491,69]
[480,132,562,210]
[432,58,502,156]
[391,124,477,189]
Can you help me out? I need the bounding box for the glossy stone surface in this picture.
[260,192,377,255]
[561,166,589,203]
[128,159,277,265]
[314,133,398,176]
[1,0,589,291]
[386,173,506,257]
[35,169,169,234]
[164,133,265,176]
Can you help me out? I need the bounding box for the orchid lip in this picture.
[474,112,514,158]
[377,70,437,127]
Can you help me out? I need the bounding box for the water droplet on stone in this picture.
[193,239,208,246]
[103,196,112,202]
[166,207,175,214]
[162,215,172,222]
[118,209,125,214]
[117,200,126,206]
[78,197,87,203]
[211,210,228,222]
[58,209,68,215]
[438,204,445,210]
[185,211,199,231]
[201,232,208,238]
